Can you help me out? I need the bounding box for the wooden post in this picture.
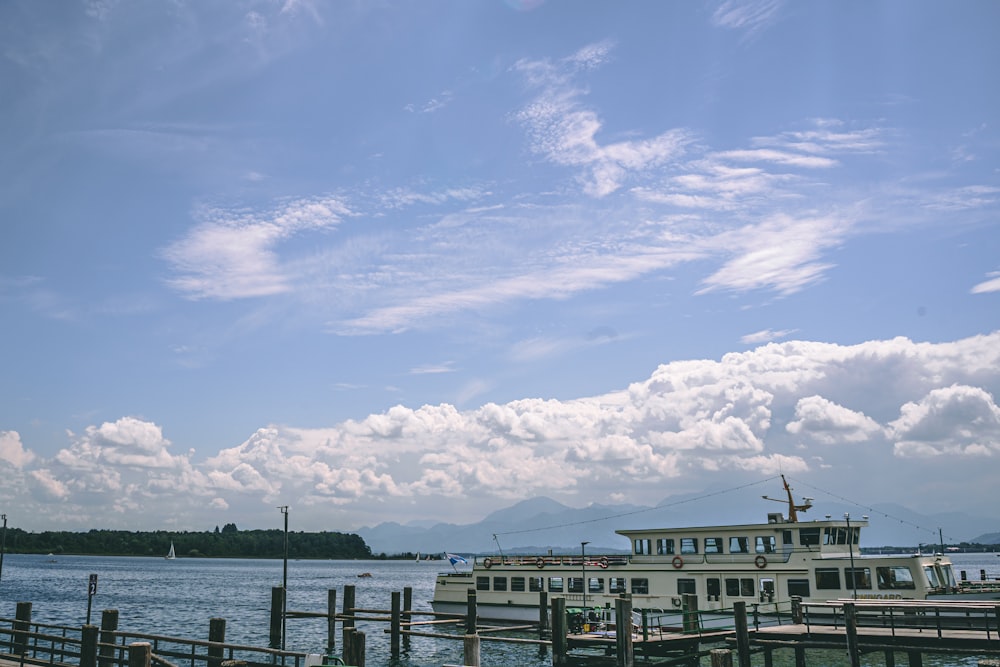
[463,633,481,667]
[763,647,773,667]
[80,625,99,667]
[538,590,549,639]
[127,643,151,667]
[13,601,31,655]
[551,597,567,666]
[791,596,803,624]
[342,585,356,661]
[208,617,226,667]
[710,648,733,667]
[615,595,634,667]
[885,649,896,667]
[269,586,284,648]
[344,629,365,667]
[795,647,805,667]
[326,589,337,654]
[682,593,700,633]
[402,587,412,651]
[466,589,477,635]
[99,610,119,667]
[844,603,860,667]
[733,601,751,667]
[907,650,923,667]
[390,591,401,658]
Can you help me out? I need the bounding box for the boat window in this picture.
[787,579,810,597]
[634,539,652,555]
[680,538,698,554]
[876,566,915,590]
[568,577,584,593]
[631,578,650,594]
[845,567,872,590]
[725,578,740,596]
[923,565,940,588]
[656,538,675,555]
[782,529,793,545]
[815,568,841,590]
[799,527,821,546]
[588,577,604,593]
[740,578,754,596]
[511,577,526,592]
[493,577,508,592]
[677,578,696,595]
[476,576,490,591]
[939,564,957,588]
[609,577,626,593]
[755,535,776,554]
[704,537,723,554]
[529,576,544,592]
[729,537,750,553]
[548,577,564,592]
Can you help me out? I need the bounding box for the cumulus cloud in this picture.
[0,430,36,468]
[11,333,1000,530]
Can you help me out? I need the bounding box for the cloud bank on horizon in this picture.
[0,1,997,533]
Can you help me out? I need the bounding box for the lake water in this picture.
[1,552,998,666]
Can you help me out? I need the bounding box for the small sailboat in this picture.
[165,542,176,560]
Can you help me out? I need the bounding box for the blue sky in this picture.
[1,0,998,536]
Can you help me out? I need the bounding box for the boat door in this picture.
[706,577,722,610]
[759,577,775,603]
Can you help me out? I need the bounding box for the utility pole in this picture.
[581,541,589,607]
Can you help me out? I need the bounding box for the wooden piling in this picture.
[343,629,365,667]
[208,617,226,667]
[733,601,750,667]
[463,633,481,667]
[80,624,99,667]
[403,587,412,651]
[269,586,284,648]
[710,648,733,667]
[538,591,549,639]
[682,593,700,633]
[327,589,337,653]
[844,603,860,667]
[907,650,923,667]
[615,595,634,667]
[127,643,151,667]
[466,589,477,635]
[99,610,119,667]
[13,601,31,655]
[551,597,567,666]
[390,591,401,658]
[791,596,803,624]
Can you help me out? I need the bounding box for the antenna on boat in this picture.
[761,474,813,522]
[493,533,506,562]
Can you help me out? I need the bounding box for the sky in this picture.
[1,0,998,537]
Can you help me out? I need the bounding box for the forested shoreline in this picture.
[1,523,372,559]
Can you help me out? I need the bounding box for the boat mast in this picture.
[761,474,812,522]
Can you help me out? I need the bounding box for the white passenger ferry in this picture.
[431,478,994,622]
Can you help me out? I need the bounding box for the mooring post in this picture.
[390,591,401,658]
[551,597,567,666]
[269,586,284,648]
[13,601,31,655]
[327,589,337,654]
[733,601,751,667]
[466,589,477,635]
[208,617,226,667]
[710,648,733,667]
[344,629,365,667]
[907,650,923,667]
[99,610,119,667]
[682,593,700,633]
[128,642,151,667]
[791,596,803,625]
[80,624,99,667]
[342,586,356,663]
[403,587,412,651]
[614,595,634,667]
[538,591,549,640]
[463,633,481,667]
[844,603,861,667]
[885,649,896,667]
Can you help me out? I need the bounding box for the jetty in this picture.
[2,587,999,667]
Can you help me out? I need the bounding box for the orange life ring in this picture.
[599,557,609,569]
[483,558,493,569]
[755,555,767,569]
[535,557,545,569]
[672,556,684,569]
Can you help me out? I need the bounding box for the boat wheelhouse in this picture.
[431,478,986,622]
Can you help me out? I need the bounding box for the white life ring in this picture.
[671,597,682,608]
[483,558,493,569]
[672,556,684,569]
[599,557,609,569]
[535,557,545,569]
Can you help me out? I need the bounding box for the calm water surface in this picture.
[1,552,998,666]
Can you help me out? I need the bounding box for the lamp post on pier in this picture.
[581,541,589,607]
[845,513,857,600]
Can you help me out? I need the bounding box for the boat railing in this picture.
[475,554,630,568]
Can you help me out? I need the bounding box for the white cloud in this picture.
[889,385,1000,457]
[971,271,1000,294]
[712,0,782,39]
[0,430,36,468]
[786,395,883,444]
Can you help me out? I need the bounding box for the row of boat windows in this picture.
[633,527,859,555]
[473,565,928,597]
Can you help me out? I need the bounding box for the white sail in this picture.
[165,542,176,560]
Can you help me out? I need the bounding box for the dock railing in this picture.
[800,599,1000,641]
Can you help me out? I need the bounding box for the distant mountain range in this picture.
[357,494,1000,556]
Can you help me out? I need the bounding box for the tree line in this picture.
[1,523,372,559]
